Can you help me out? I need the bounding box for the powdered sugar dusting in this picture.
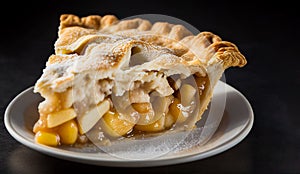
[35,31,204,93]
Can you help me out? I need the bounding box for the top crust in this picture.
[54,14,246,67]
[35,14,246,95]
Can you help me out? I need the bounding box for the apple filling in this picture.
[33,73,209,146]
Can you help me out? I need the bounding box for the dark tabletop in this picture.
[1,1,299,173]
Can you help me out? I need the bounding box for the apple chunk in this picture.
[47,108,77,128]
[134,115,166,132]
[180,84,196,106]
[77,100,110,134]
[99,111,135,137]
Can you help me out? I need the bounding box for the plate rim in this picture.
[4,81,254,167]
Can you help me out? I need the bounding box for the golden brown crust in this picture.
[47,54,77,65]
[59,14,118,30]
[54,14,246,69]
[212,41,247,68]
[37,14,246,96]
[55,14,119,53]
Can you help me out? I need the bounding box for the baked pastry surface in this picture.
[33,14,247,146]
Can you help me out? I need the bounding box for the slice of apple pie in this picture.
[32,14,247,146]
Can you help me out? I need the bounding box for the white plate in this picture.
[4,81,253,167]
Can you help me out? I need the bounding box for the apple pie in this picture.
[32,14,247,146]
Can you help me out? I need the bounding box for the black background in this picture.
[1,0,299,173]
